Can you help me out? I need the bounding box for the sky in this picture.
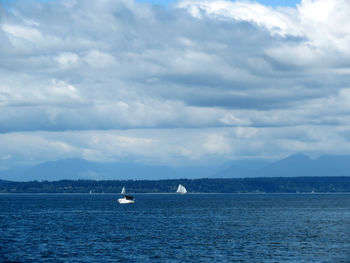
[1,0,350,169]
[136,0,300,7]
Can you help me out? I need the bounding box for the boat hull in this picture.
[118,198,135,204]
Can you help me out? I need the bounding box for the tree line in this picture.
[2,176,350,193]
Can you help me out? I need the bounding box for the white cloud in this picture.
[177,0,299,36]
[84,50,117,69]
[203,133,232,154]
[219,113,250,126]
[2,24,43,42]
[235,127,258,139]
[179,0,350,61]
[55,52,79,68]
[1,0,350,168]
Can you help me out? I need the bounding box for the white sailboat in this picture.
[118,186,135,204]
[176,184,187,194]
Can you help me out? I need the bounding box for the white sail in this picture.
[121,187,126,195]
[176,184,187,194]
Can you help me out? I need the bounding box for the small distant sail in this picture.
[176,184,187,194]
[121,187,126,195]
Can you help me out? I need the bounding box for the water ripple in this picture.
[1,194,350,262]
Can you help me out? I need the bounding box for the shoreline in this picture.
[1,192,350,195]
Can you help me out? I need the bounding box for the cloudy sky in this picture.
[1,0,350,169]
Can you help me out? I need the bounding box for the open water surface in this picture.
[1,193,350,262]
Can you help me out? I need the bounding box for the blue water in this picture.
[1,194,350,262]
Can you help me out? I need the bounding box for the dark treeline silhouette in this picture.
[2,177,350,193]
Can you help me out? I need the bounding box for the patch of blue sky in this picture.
[0,0,51,10]
[252,0,301,7]
[136,0,301,8]
[0,0,51,5]
[0,0,13,6]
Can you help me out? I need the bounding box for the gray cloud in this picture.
[1,0,350,167]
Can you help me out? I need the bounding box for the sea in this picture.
[1,193,350,262]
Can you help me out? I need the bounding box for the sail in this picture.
[176,184,187,194]
[121,187,126,195]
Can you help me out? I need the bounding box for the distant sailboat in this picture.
[176,184,187,194]
[118,186,135,204]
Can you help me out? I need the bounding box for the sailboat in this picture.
[176,184,187,194]
[118,186,135,204]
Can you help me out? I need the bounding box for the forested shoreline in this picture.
[2,176,350,193]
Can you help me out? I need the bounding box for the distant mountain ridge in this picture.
[1,154,350,181]
[0,158,218,181]
[214,154,350,178]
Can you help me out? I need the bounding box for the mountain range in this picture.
[1,153,350,181]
